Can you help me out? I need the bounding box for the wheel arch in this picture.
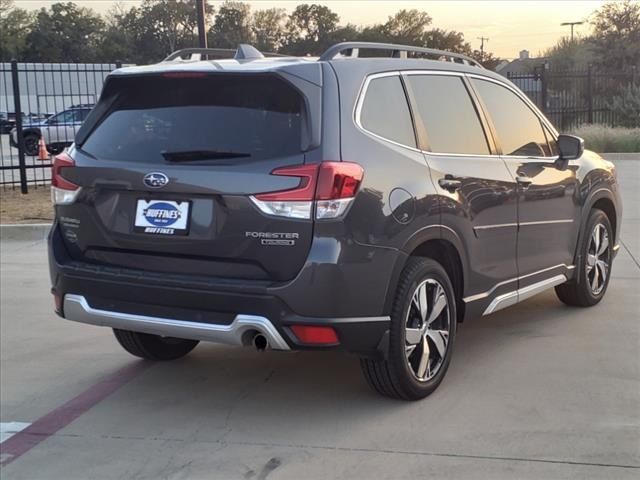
[573,189,618,285]
[385,226,468,323]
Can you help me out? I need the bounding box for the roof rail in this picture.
[163,45,286,62]
[319,42,483,68]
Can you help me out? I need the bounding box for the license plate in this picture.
[134,199,190,235]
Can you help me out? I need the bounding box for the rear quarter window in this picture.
[358,75,416,148]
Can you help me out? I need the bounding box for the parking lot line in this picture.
[0,361,152,467]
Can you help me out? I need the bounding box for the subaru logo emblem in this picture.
[143,172,169,188]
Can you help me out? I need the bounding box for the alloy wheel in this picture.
[586,223,610,295]
[405,279,451,382]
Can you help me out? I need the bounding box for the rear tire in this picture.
[555,209,613,307]
[360,257,457,400]
[113,329,199,361]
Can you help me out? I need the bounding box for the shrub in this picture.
[607,83,640,128]
[570,124,640,153]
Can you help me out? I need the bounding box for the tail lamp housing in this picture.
[51,153,81,205]
[251,162,364,220]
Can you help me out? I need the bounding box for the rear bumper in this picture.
[64,294,292,350]
[49,224,394,357]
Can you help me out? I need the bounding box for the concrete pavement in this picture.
[0,160,638,479]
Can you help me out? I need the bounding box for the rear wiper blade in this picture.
[162,150,251,162]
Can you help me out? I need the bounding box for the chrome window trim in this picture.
[353,71,423,154]
[353,69,563,160]
[463,263,575,303]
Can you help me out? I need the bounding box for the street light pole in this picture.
[560,21,584,42]
[196,0,208,48]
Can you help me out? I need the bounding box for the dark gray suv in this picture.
[48,43,622,400]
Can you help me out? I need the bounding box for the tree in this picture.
[282,4,340,55]
[381,9,432,45]
[423,28,471,54]
[209,1,253,49]
[0,0,33,60]
[24,2,104,62]
[589,0,640,71]
[544,37,595,70]
[252,8,287,53]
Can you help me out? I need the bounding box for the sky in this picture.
[13,0,608,58]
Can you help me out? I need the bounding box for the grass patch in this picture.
[570,125,640,153]
[0,187,53,224]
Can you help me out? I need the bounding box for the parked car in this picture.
[1,111,25,134]
[10,105,92,156]
[48,43,621,400]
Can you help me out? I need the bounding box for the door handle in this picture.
[516,175,533,187]
[438,176,462,192]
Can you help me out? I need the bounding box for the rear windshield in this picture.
[81,75,305,163]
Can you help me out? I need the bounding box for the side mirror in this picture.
[557,134,584,160]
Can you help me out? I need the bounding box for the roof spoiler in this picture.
[163,45,286,62]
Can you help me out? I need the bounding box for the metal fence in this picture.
[1,61,120,192]
[506,66,639,131]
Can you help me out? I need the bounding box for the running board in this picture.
[483,274,567,315]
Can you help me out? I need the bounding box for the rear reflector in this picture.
[251,162,363,220]
[290,325,339,345]
[53,292,63,315]
[51,153,81,205]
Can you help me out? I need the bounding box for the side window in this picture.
[49,110,75,124]
[405,75,490,155]
[359,76,416,148]
[74,109,90,122]
[472,79,551,157]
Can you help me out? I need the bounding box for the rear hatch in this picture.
[56,71,320,282]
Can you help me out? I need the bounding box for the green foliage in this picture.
[0,0,500,65]
[252,8,287,53]
[24,2,105,62]
[571,124,640,152]
[544,37,595,70]
[607,83,640,127]
[209,1,253,49]
[0,0,33,60]
[545,0,639,72]
[590,0,640,71]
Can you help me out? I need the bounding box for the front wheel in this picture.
[23,133,40,156]
[113,329,199,361]
[360,257,457,400]
[555,208,614,307]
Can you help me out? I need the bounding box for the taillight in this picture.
[251,162,363,220]
[51,153,81,205]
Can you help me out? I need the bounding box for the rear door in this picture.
[403,72,519,302]
[59,72,320,282]
[469,77,580,287]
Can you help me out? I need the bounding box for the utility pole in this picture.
[196,0,208,48]
[560,21,584,42]
[477,37,489,62]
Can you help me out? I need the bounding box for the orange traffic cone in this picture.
[38,136,49,161]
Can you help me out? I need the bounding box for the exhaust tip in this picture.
[253,333,269,352]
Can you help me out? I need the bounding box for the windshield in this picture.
[81,74,305,163]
